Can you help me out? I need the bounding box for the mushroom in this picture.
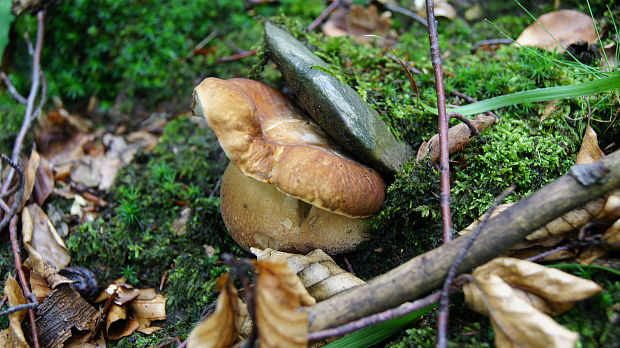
[192,78,385,254]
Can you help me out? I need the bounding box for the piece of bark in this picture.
[307,150,620,331]
[33,285,99,348]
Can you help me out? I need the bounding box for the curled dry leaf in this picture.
[416,113,496,162]
[576,124,605,165]
[322,5,394,44]
[464,275,579,348]
[252,247,365,301]
[0,276,29,348]
[34,154,54,205]
[23,148,41,208]
[413,0,456,19]
[106,304,139,340]
[515,9,598,53]
[22,203,71,270]
[255,257,314,348]
[464,258,602,348]
[187,274,248,348]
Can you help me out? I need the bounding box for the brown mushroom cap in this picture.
[193,77,385,217]
[220,162,369,254]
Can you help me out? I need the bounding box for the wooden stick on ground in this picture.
[306,150,620,331]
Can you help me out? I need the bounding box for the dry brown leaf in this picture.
[603,218,620,245]
[255,257,313,348]
[1,276,29,348]
[23,257,73,291]
[473,258,602,305]
[417,113,496,162]
[540,100,559,122]
[464,258,602,348]
[23,149,41,208]
[322,5,394,44]
[129,291,166,322]
[252,247,365,301]
[106,304,139,340]
[22,203,70,270]
[464,275,579,348]
[601,43,618,71]
[33,154,54,205]
[413,0,456,19]
[187,274,248,348]
[516,9,598,53]
[96,280,140,305]
[576,124,605,165]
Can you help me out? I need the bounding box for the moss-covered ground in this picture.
[0,0,619,346]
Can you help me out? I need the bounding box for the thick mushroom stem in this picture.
[221,163,370,255]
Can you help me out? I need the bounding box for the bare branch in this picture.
[0,72,27,104]
[307,0,340,32]
[437,186,515,347]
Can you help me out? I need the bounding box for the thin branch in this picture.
[452,91,498,119]
[0,154,25,232]
[0,72,27,104]
[0,198,10,213]
[436,186,515,348]
[216,49,257,63]
[307,0,340,32]
[448,112,484,142]
[1,10,46,195]
[425,0,452,244]
[309,292,441,341]
[471,38,513,52]
[0,302,39,317]
[383,2,428,27]
[10,216,40,348]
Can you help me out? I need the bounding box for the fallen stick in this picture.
[307,150,620,331]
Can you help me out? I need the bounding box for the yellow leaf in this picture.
[576,125,605,165]
[187,274,248,348]
[22,204,70,270]
[3,276,29,348]
[255,257,313,348]
[464,258,602,348]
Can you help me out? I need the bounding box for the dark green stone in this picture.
[264,22,412,174]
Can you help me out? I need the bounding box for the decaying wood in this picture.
[307,150,620,331]
[33,285,98,348]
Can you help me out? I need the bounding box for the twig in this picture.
[436,186,515,348]
[0,72,27,104]
[448,112,484,142]
[309,292,441,341]
[0,198,10,214]
[383,2,428,27]
[10,216,40,348]
[1,11,47,195]
[307,0,340,32]
[216,49,257,63]
[471,38,513,52]
[0,302,39,316]
[0,154,25,232]
[526,244,574,263]
[425,1,452,244]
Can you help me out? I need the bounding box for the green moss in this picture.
[0,91,25,154]
[66,117,240,323]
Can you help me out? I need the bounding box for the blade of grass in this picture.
[433,72,620,116]
[323,304,435,348]
[547,263,620,277]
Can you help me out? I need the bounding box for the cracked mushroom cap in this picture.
[192,77,385,217]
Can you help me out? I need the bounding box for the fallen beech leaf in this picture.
[603,218,620,245]
[22,203,70,270]
[23,257,73,292]
[413,0,456,19]
[255,257,314,348]
[0,276,29,348]
[464,258,602,348]
[322,5,394,44]
[187,274,248,348]
[601,43,618,71]
[526,198,605,240]
[416,113,496,162]
[35,284,99,348]
[472,258,602,305]
[252,247,365,301]
[516,9,598,53]
[576,124,605,165]
[464,275,579,348]
[23,149,41,208]
[106,303,139,340]
[33,154,54,205]
[129,291,166,323]
[96,280,140,305]
[539,100,559,122]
